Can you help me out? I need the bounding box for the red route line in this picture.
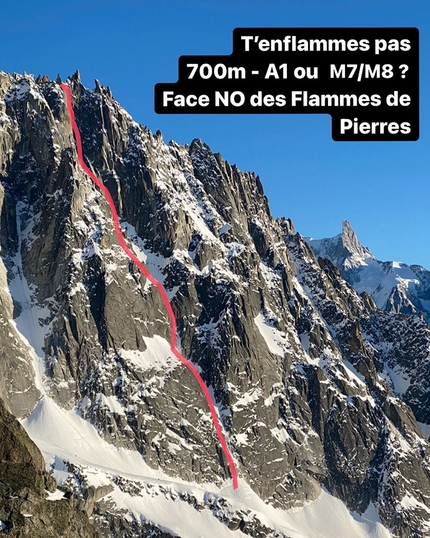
[60,83,239,490]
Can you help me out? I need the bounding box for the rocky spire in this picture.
[341,220,374,260]
[71,69,81,83]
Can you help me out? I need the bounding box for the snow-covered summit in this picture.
[307,221,430,321]
[307,220,374,270]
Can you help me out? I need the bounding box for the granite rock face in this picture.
[0,71,429,537]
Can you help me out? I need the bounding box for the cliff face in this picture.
[0,71,429,538]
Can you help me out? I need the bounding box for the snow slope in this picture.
[22,393,391,538]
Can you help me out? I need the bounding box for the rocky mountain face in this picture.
[0,71,429,538]
[308,220,430,322]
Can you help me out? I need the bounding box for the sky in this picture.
[2,0,430,266]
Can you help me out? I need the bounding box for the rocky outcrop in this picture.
[0,397,99,537]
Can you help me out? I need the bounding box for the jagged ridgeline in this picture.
[0,70,429,538]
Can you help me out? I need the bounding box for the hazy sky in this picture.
[2,0,429,266]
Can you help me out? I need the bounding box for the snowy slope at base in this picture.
[282,492,391,538]
[22,396,166,481]
[21,392,392,538]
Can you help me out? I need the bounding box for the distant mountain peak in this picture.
[306,220,373,271]
[307,221,430,323]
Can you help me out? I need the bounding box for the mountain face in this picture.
[0,71,429,538]
[308,220,430,322]
[307,221,430,429]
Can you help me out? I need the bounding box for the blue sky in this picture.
[2,0,430,266]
